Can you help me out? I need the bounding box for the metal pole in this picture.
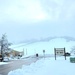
[26,49,27,55]
[64,47,66,60]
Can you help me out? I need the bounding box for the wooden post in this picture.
[54,48,56,60]
[64,47,66,60]
[43,50,45,59]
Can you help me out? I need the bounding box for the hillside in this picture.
[10,37,75,56]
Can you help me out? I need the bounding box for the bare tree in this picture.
[70,46,75,55]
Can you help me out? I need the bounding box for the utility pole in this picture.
[26,49,27,55]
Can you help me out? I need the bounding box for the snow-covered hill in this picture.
[10,38,75,56]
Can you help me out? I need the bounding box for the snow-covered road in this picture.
[0,57,38,75]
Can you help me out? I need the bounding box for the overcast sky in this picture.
[0,0,75,44]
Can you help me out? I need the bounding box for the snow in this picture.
[7,38,75,75]
[20,55,31,59]
[3,38,75,75]
[0,62,8,65]
[8,57,75,75]
[10,38,75,56]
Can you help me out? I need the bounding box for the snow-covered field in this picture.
[10,38,75,56]
[7,38,75,75]
[8,57,75,75]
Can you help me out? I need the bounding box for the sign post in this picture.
[43,50,45,59]
[64,48,66,60]
[54,48,56,60]
[54,48,66,60]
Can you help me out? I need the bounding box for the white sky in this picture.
[0,0,75,43]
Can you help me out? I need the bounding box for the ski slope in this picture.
[10,38,75,56]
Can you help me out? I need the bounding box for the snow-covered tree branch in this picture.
[0,34,12,56]
[70,46,75,55]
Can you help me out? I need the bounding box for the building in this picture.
[9,50,24,57]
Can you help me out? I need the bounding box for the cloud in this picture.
[0,0,48,23]
[40,0,75,21]
[0,0,75,23]
[0,0,75,43]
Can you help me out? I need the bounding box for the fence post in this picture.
[54,48,56,60]
[64,47,66,60]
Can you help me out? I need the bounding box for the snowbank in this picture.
[8,57,75,75]
[0,62,8,65]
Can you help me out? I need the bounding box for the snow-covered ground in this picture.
[7,38,75,75]
[0,62,8,65]
[10,38,75,56]
[8,56,75,75]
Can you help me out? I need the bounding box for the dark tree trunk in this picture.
[1,44,4,61]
